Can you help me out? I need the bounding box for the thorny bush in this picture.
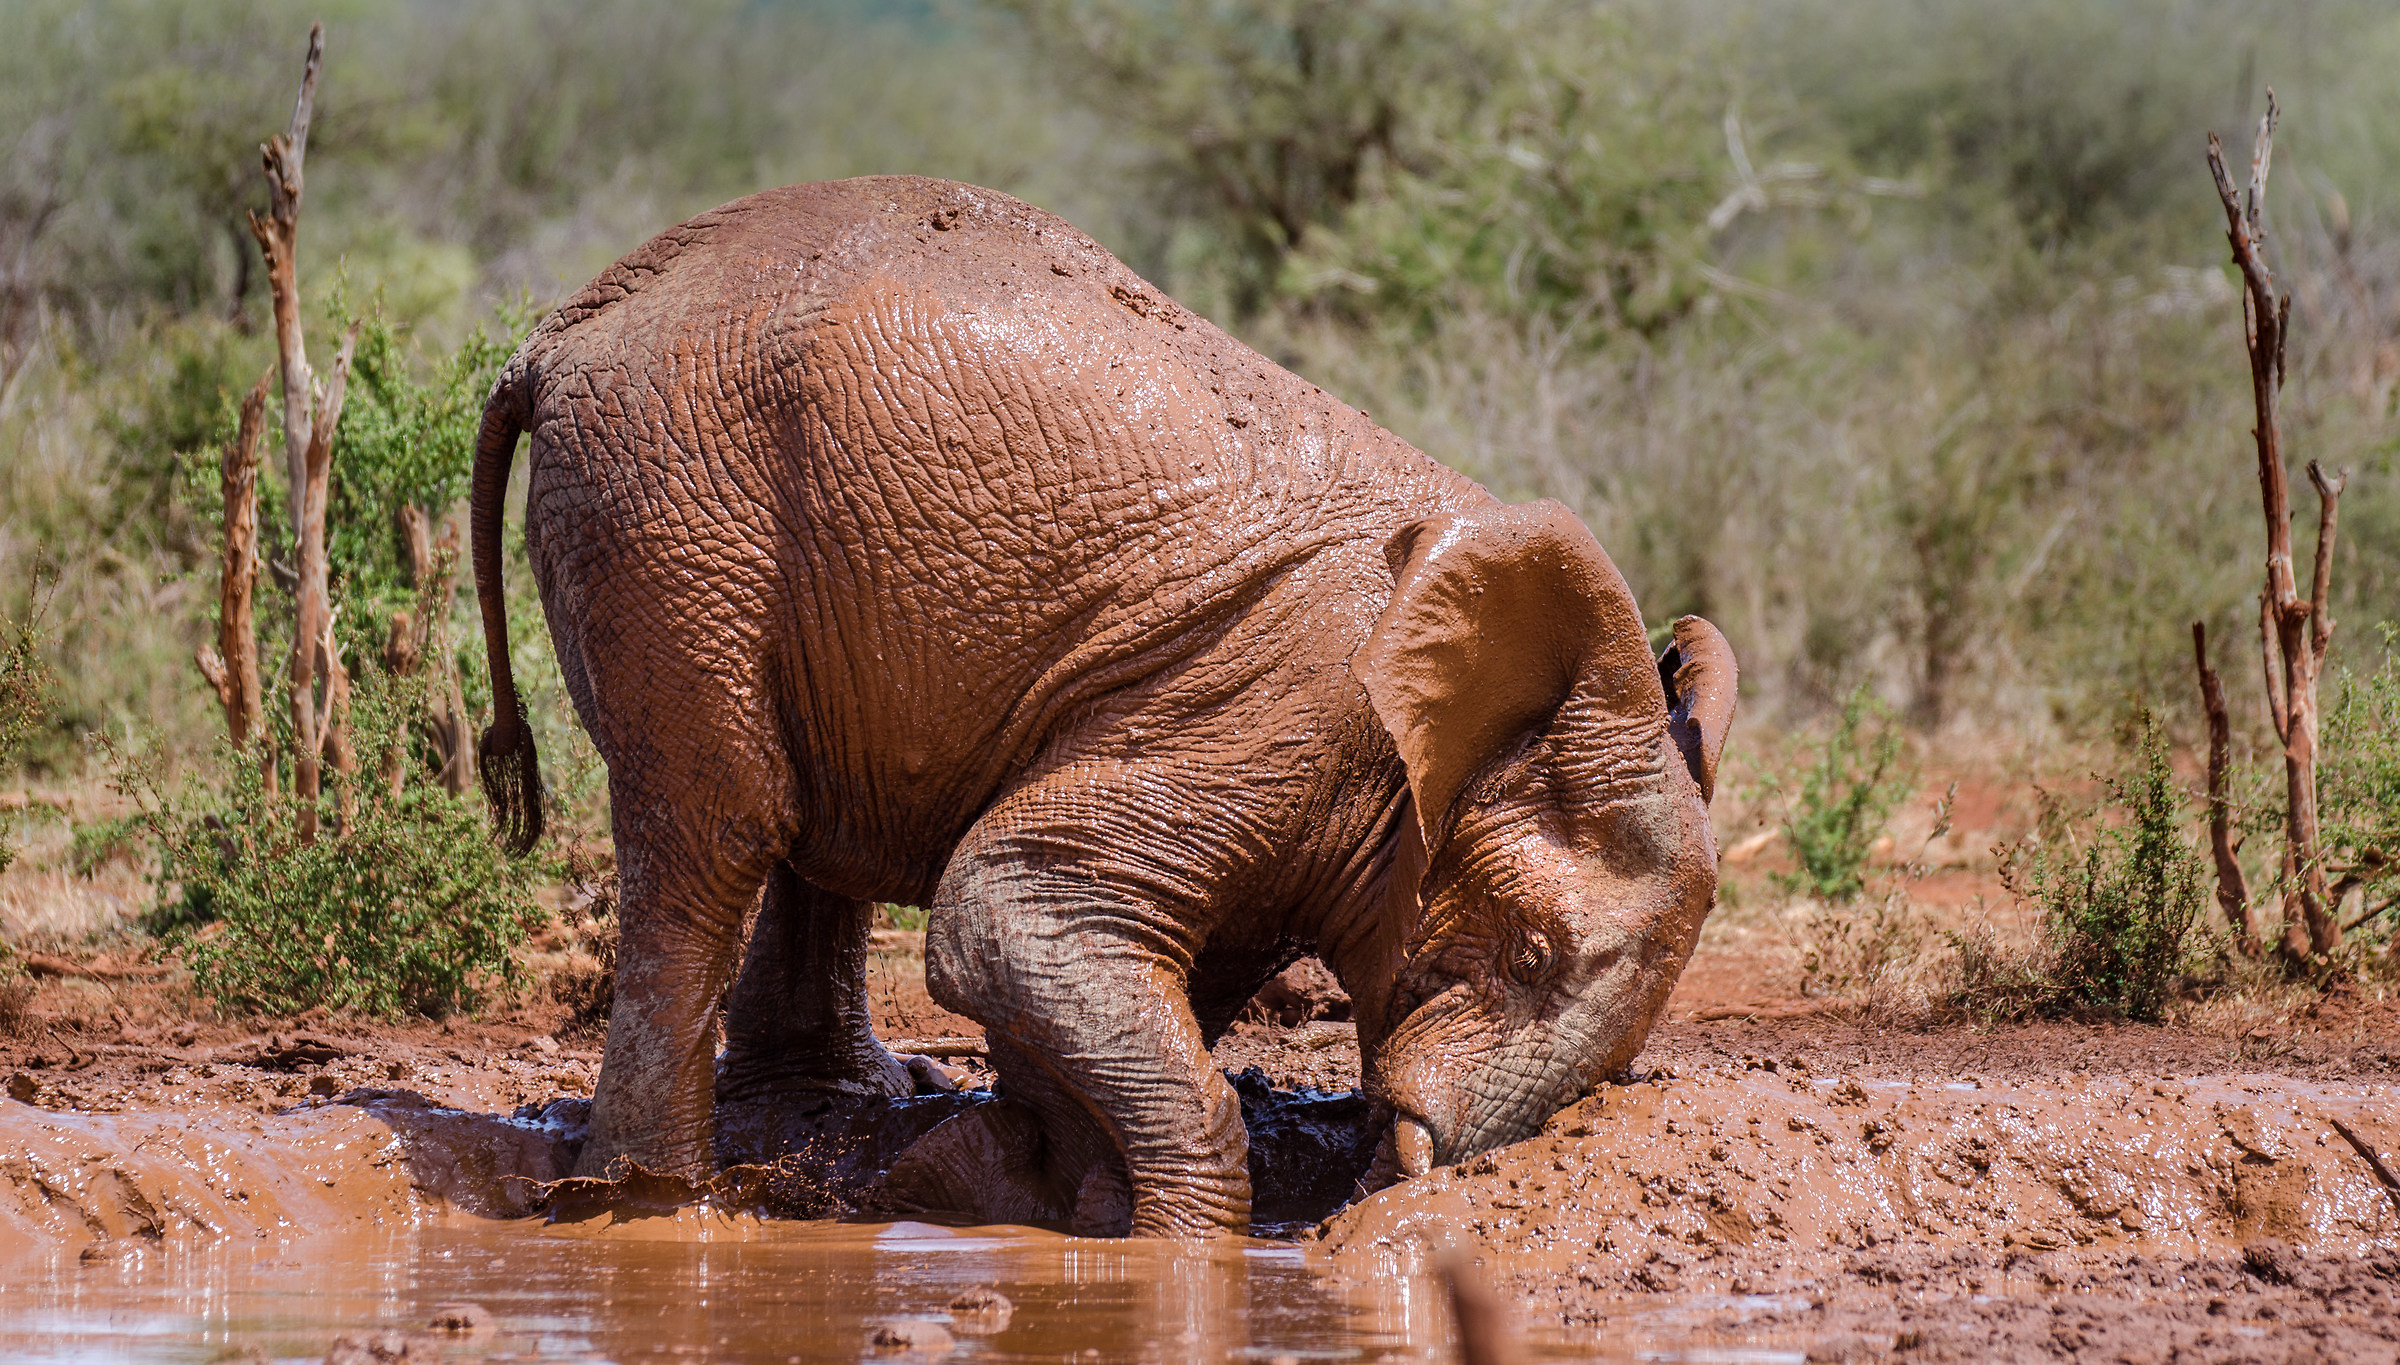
[1969,713,2207,1021]
[0,594,54,881]
[1,590,56,1022]
[1773,686,1912,904]
[2320,628,2400,940]
[130,663,546,1019]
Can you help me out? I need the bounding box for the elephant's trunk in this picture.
[472,368,542,855]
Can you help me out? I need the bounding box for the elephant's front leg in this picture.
[927,840,1251,1237]
[718,861,911,1104]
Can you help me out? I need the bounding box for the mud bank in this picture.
[1327,1061,2400,1361]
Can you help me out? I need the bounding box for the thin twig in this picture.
[2306,459,2347,663]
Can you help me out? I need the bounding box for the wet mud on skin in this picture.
[6,1010,2400,1362]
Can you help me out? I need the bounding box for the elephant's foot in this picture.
[574,1081,716,1183]
[717,864,913,1105]
[715,1036,913,1105]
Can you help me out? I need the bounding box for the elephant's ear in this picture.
[1353,500,1661,845]
[1655,615,1738,804]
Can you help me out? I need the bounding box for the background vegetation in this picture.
[0,0,2393,1009]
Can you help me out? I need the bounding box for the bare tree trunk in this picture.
[425,517,475,798]
[289,330,357,839]
[2192,621,2258,954]
[195,369,275,776]
[380,506,477,800]
[247,22,359,842]
[2208,91,2350,958]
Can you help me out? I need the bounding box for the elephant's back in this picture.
[505,178,1483,888]
[522,177,1128,354]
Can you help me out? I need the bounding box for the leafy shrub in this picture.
[1279,2,1733,343]
[326,301,527,598]
[0,597,53,878]
[139,668,546,1018]
[1773,687,1912,903]
[68,814,145,878]
[2320,627,2400,937]
[0,597,48,1020]
[1985,714,2207,1021]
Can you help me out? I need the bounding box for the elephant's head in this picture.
[1349,499,1736,1178]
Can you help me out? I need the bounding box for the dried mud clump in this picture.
[944,1287,1014,1336]
[1240,957,1351,1028]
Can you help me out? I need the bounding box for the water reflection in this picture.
[1,1214,1424,1364]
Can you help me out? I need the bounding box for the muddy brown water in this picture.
[6,1048,2399,1362]
[1,1078,1462,1364]
[6,1216,1431,1363]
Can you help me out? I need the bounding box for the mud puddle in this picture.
[9,1017,2400,1362]
[5,1216,1441,1364]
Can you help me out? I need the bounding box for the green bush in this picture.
[140,667,547,1018]
[1986,714,2207,1021]
[1773,686,1911,903]
[1279,4,1737,344]
[0,598,53,879]
[2321,627,2400,937]
[67,813,144,878]
[326,300,528,597]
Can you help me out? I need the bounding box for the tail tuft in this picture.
[478,711,544,856]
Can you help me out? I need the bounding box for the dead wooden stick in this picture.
[21,953,173,981]
[2208,90,2348,957]
[250,23,320,485]
[285,324,358,840]
[195,368,275,752]
[247,23,363,842]
[381,505,475,799]
[2192,621,2258,954]
[424,521,474,796]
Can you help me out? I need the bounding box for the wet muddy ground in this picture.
[5,943,2400,1361]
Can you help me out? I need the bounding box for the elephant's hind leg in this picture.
[718,862,912,1104]
[577,772,792,1182]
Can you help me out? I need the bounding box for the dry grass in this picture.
[0,789,150,952]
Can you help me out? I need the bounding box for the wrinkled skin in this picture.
[471,177,1737,1237]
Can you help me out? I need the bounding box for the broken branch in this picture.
[2193,622,2259,955]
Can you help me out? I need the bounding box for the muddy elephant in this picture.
[471,176,1736,1237]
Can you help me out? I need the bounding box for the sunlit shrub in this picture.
[137,667,547,1019]
[1970,714,2207,1021]
[0,602,47,879]
[2320,627,2400,941]
[1773,686,1911,904]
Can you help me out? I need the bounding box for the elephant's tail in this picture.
[472,372,543,855]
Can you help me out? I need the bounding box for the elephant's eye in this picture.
[1506,927,1554,985]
